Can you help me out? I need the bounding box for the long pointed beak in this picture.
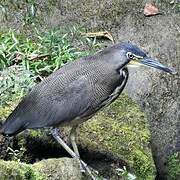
[138,57,176,74]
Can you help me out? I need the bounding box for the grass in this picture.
[0,29,90,76]
[167,152,180,179]
[0,27,106,106]
[0,65,35,107]
[0,27,154,179]
[0,26,107,76]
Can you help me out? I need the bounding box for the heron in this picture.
[0,42,175,179]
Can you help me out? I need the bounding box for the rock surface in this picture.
[0,0,179,179]
[78,94,155,179]
[0,159,44,180]
[0,158,81,180]
[35,1,179,178]
[33,158,82,180]
[0,91,155,179]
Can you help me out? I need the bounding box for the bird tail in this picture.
[0,107,27,136]
[0,119,23,136]
[0,94,37,136]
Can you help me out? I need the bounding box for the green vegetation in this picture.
[0,28,154,179]
[167,152,180,179]
[0,28,103,118]
[79,94,155,179]
[0,159,46,180]
[0,30,89,75]
[0,28,106,75]
[116,166,136,180]
[0,1,178,179]
[33,158,82,180]
[7,146,26,162]
[0,65,35,107]
[173,1,180,13]
[0,158,81,180]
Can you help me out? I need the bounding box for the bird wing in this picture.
[1,60,128,135]
[38,75,93,127]
[1,75,98,135]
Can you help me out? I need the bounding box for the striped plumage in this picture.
[0,42,143,136]
[0,41,175,179]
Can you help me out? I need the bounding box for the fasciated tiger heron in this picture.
[0,42,176,179]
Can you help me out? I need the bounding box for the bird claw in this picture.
[80,166,86,173]
[80,162,109,180]
[79,160,99,180]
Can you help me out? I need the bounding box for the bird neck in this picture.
[97,49,128,71]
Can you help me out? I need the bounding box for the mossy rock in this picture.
[0,158,81,180]
[167,153,180,180]
[0,96,21,124]
[78,93,156,179]
[0,159,45,180]
[33,158,82,180]
[0,91,155,179]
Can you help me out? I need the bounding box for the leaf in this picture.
[83,31,114,43]
[144,3,160,16]
[29,54,50,61]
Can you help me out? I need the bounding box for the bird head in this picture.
[119,42,176,74]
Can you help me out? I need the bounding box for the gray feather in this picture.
[0,44,128,135]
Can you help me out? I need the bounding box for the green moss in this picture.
[33,158,82,180]
[79,94,155,179]
[0,159,46,180]
[0,71,155,179]
[0,96,21,123]
[167,152,180,180]
[0,158,81,180]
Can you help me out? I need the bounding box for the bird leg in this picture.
[70,125,80,157]
[70,125,84,171]
[51,128,97,180]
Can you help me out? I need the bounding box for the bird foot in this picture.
[51,128,97,179]
[80,161,109,180]
[80,166,86,173]
[80,160,99,180]
[79,161,86,173]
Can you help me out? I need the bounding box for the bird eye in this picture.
[126,52,134,59]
